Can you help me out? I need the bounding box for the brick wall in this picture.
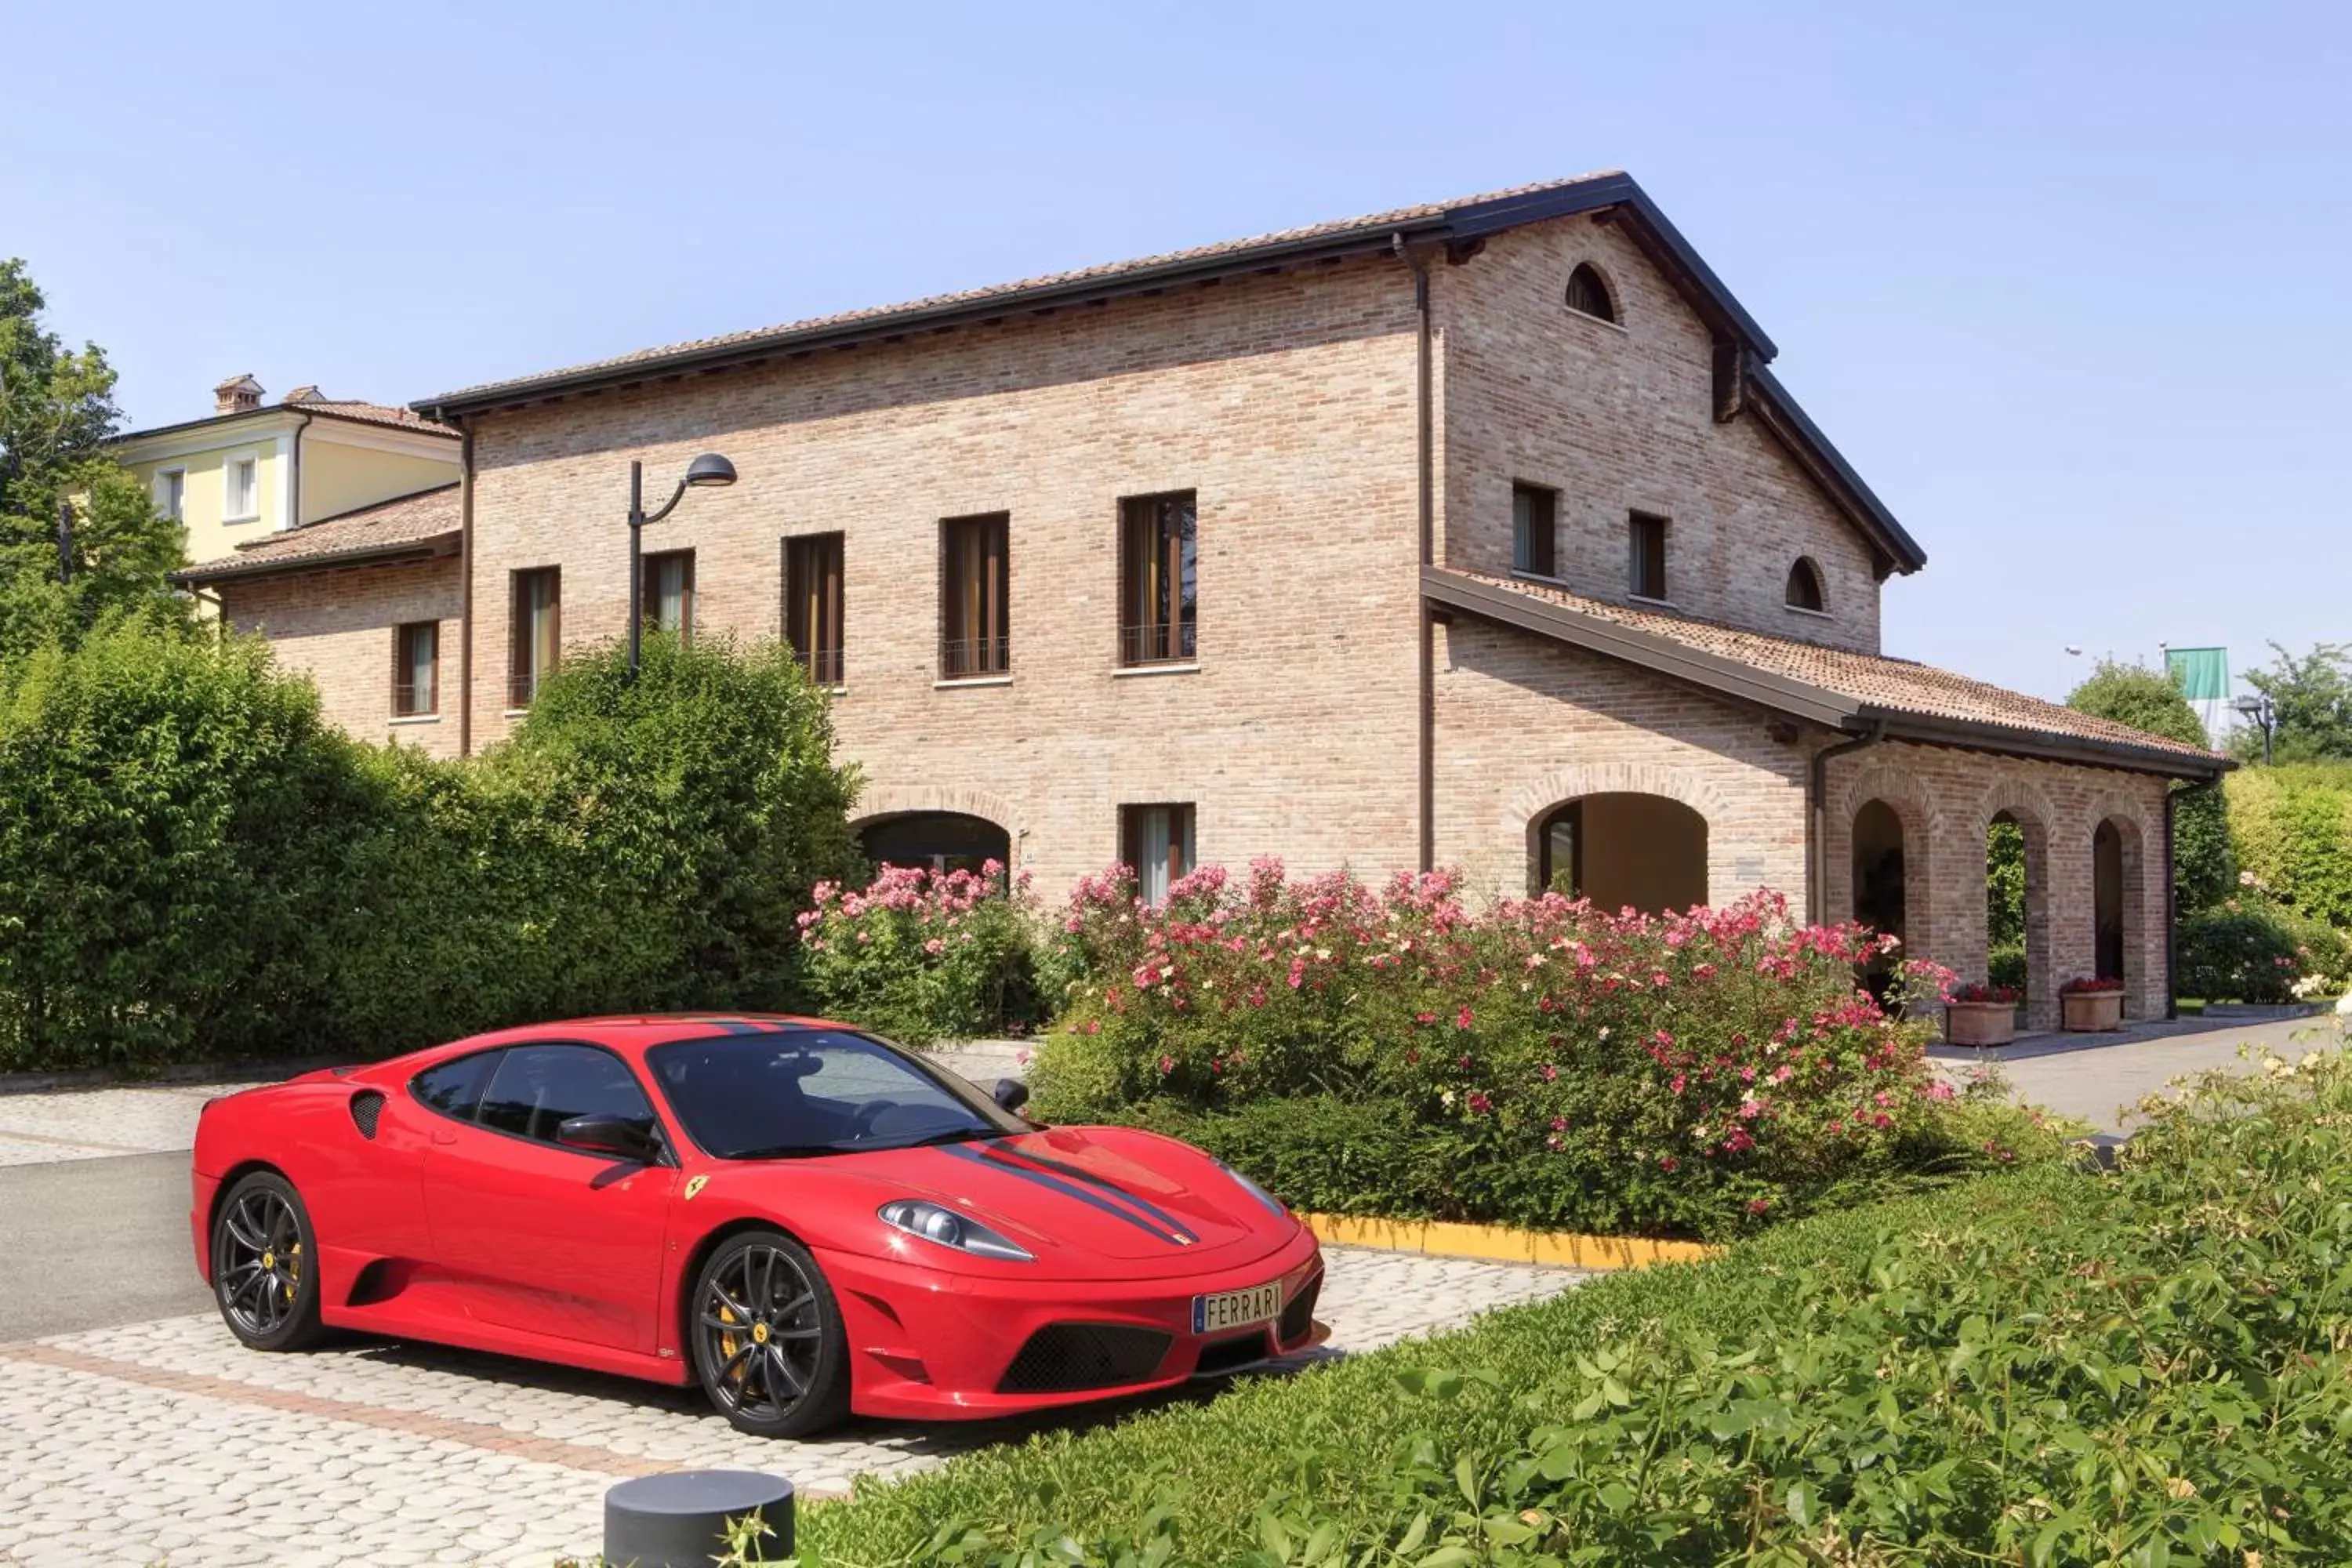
[218,558,463,758]
[1436,217,1886,654]
[463,258,1426,892]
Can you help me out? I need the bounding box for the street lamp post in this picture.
[626,453,738,680]
[2234,692,2277,765]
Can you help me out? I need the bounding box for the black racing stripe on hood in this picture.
[938,1142,1194,1246]
[985,1142,1197,1238]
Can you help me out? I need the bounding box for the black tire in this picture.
[211,1171,325,1352]
[688,1230,850,1438]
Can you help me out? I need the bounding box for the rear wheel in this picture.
[689,1231,849,1437]
[212,1171,324,1352]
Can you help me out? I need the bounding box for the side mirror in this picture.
[992,1077,1030,1113]
[556,1113,661,1162]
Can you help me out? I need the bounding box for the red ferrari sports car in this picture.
[191,1015,1326,1436]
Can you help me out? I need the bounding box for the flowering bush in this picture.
[797,862,1042,1045]
[2177,891,2347,1004]
[1948,981,2018,1004]
[1030,860,2009,1239]
[2057,975,2125,996]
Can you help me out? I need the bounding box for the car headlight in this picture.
[877,1200,1034,1262]
[1218,1160,1289,1218]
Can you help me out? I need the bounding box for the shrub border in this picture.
[1298,1211,1723,1270]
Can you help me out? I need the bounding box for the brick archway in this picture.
[1827,763,1945,977]
[1507,763,1737,903]
[850,783,1024,873]
[2081,797,2159,1020]
[1973,780,2060,1029]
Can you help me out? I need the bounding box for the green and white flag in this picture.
[2167,647,2229,743]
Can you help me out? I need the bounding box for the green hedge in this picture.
[2176,893,2348,1003]
[804,1024,2352,1566]
[0,626,861,1071]
[2228,762,2352,931]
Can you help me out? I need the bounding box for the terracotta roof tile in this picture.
[299,399,457,435]
[423,171,1627,406]
[176,484,459,583]
[1457,569,2224,765]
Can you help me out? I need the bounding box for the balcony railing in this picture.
[793,647,845,687]
[1120,622,1197,666]
[940,636,1011,680]
[507,671,543,710]
[392,682,437,717]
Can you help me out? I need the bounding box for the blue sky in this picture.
[8,1,2345,701]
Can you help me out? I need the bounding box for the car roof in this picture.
[420,1013,862,1061]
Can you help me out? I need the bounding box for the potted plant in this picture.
[1944,981,2019,1047]
[2059,975,2125,1032]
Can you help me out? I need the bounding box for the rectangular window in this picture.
[1121,804,1196,906]
[783,532,846,686]
[1629,512,1668,601]
[1119,491,1197,666]
[939,513,1010,678]
[1512,483,1557,577]
[642,549,694,641]
[394,622,438,717]
[225,457,258,520]
[509,567,561,709]
[159,469,186,521]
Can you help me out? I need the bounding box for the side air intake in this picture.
[349,1091,385,1140]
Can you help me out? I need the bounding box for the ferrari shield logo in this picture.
[684,1176,709,1201]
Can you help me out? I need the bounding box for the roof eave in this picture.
[1745,364,1927,575]
[171,531,460,588]
[1858,709,2233,780]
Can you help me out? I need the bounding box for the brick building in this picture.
[184,172,2227,1025]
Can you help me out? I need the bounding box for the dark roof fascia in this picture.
[1424,566,2230,779]
[414,175,1783,419]
[1745,363,1927,574]
[110,405,456,448]
[1421,566,1861,727]
[171,531,459,587]
[1861,710,2234,781]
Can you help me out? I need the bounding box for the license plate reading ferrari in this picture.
[1192,1280,1282,1335]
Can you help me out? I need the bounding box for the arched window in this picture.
[1565,263,1617,324]
[1784,557,1825,612]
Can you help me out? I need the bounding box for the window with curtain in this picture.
[1119,491,1197,666]
[1120,804,1196,905]
[225,457,258,520]
[1784,557,1825,612]
[939,514,1010,677]
[394,622,438,717]
[784,532,845,685]
[160,470,186,521]
[1566,263,1617,323]
[1512,483,1557,576]
[510,567,561,708]
[642,549,695,641]
[1629,513,1668,601]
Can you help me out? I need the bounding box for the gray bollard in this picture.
[604,1469,794,1566]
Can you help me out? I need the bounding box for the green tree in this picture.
[2239,641,2352,764]
[2066,659,2231,910]
[0,258,187,659]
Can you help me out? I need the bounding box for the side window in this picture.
[477,1044,657,1147]
[412,1051,499,1123]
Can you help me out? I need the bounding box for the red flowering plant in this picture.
[797,862,1043,1044]
[1949,981,2020,1004]
[2057,975,2125,996]
[1032,861,2024,1239]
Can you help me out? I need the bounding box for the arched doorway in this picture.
[1987,811,2028,994]
[1534,793,1708,913]
[1852,799,1907,1000]
[2093,818,2126,982]
[856,811,1009,876]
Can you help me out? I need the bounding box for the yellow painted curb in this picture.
[1298,1211,1722,1272]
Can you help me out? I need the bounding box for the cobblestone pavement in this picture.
[0,1083,261,1168]
[0,1247,1586,1566]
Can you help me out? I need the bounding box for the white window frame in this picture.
[222,452,262,523]
[156,467,187,521]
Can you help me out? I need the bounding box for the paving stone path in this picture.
[0,1082,260,1167]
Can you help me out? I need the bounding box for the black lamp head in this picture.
[684,452,737,488]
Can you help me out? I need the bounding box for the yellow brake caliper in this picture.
[718,1305,742,1381]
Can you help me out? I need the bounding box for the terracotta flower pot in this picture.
[1944,999,2018,1047]
[2060,990,2125,1032]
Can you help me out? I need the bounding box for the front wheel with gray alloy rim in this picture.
[689,1229,849,1437]
[212,1170,325,1352]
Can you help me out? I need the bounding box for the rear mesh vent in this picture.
[349,1091,385,1140]
[997,1323,1171,1394]
[1279,1270,1322,1345]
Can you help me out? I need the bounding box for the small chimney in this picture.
[282,384,325,405]
[213,373,265,414]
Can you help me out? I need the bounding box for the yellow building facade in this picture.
[111,375,459,575]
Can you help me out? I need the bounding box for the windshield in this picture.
[646,1029,1026,1160]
